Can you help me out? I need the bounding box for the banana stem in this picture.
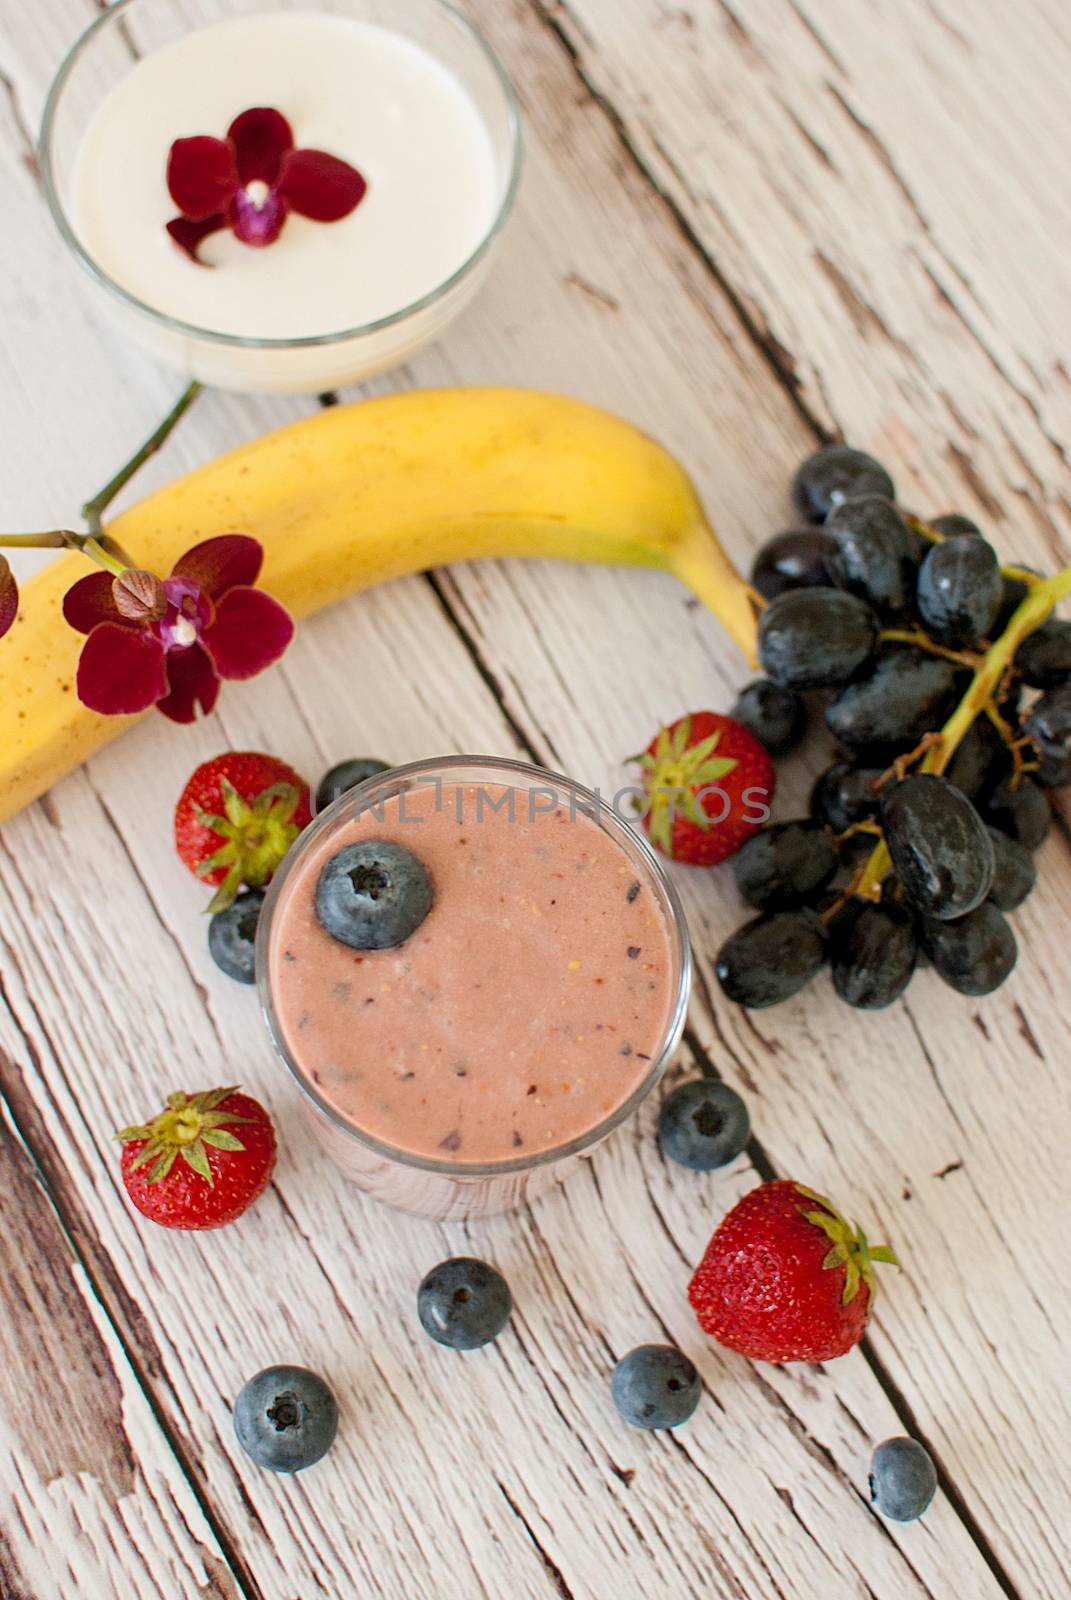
[672,514,763,666]
[853,563,1071,900]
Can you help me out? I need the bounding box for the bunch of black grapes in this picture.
[718,445,1071,1010]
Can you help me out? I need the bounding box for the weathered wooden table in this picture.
[2,2,1069,1596]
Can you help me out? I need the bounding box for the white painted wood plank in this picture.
[542,0,1071,555]
[0,1097,243,1600]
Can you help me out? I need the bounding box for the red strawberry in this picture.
[635,712,775,866]
[117,1087,276,1230]
[688,1180,899,1363]
[175,751,311,912]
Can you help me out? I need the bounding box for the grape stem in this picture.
[853,563,1071,900]
[878,627,978,669]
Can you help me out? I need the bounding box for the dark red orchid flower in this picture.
[166,106,367,261]
[0,556,17,641]
[63,535,293,722]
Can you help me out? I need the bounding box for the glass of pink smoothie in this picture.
[257,756,691,1219]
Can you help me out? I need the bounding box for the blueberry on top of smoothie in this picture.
[316,840,433,950]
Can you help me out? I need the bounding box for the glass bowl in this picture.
[256,755,692,1219]
[40,0,522,394]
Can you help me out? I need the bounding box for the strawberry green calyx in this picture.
[196,777,303,912]
[116,1086,252,1185]
[795,1184,901,1306]
[639,715,738,855]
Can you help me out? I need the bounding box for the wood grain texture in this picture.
[0,1094,242,1600]
[0,0,1069,1596]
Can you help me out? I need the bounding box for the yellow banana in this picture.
[0,387,758,824]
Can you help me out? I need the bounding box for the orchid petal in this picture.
[276,148,368,222]
[229,186,288,247]
[0,556,17,640]
[63,571,125,635]
[155,643,221,724]
[76,624,169,715]
[166,213,227,263]
[171,535,263,599]
[227,107,294,185]
[167,135,240,220]
[201,587,294,680]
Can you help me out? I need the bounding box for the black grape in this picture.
[1014,619,1071,688]
[916,535,1002,648]
[791,446,895,523]
[881,773,994,920]
[825,495,915,615]
[810,762,884,832]
[919,903,1017,996]
[732,822,838,911]
[985,827,1037,912]
[929,513,982,538]
[1024,684,1071,764]
[750,528,837,600]
[758,588,879,690]
[832,902,917,1009]
[715,909,827,1009]
[984,776,1051,851]
[1034,753,1071,789]
[993,566,1039,634]
[825,649,957,756]
[731,679,807,756]
[944,716,1008,801]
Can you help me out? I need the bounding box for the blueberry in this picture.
[731,678,806,756]
[316,840,432,949]
[315,758,391,813]
[659,1080,750,1171]
[208,890,265,985]
[791,445,895,524]
[417,1258,512,1350]
[750,527,837,599]
[611,1345,701,1430]
[869,1436,938,1521]
[233,1366,338,1473]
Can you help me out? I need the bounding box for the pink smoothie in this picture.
[267,780,677,1165]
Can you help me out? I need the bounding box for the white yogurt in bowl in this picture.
[41,1,521,393]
